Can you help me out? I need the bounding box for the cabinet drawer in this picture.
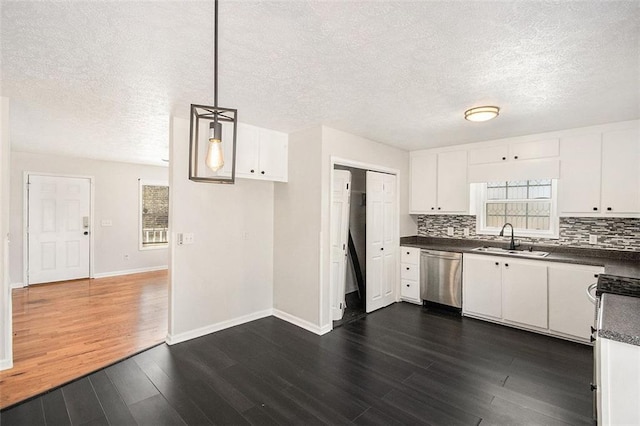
[401,280,420,300]
[401,263,419,281]
[401,247,420,265]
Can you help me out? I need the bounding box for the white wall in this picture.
[320,126,413,330]
[0,97,12,370]
[168,117,274,343]
[9,152,169,285]
[273,126,323,332]
[272,125,414,333]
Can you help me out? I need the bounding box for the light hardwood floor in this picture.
[0,270,168,409]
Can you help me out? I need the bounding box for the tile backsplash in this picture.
[416,215,640,252]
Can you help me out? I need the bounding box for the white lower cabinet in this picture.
[400,247,421,304]
[463,253,604,342]
[462,255,502,319]
[599,338,640,425]
[502,261,548,329]
[548,264,603,340]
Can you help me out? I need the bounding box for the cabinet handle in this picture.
[495,262,499,266]
[591,326,597,334]
[514,155,519,159]
[607,207,612,211]
[406,251,410,255]
[501,156,506,161]
[437,207,441,210]
[505,263,509,268]
[261,171,265,175]
[594,274,599,278]
[406,267,410,270]
[380,247,384,251]
[590,383,597,392]
[406,284,410,287]
[250,169,255,173]
[590,335,596,343]
[431,207,435,210]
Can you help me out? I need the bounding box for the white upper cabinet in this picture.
[468,138,559,165]
[601,127,640,214]
[437,151,469,213]
[559,125,639,216]
[410,150,468,214]
[559,133,602,214]
[235,123,288,182]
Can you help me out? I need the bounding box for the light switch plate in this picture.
[447,227,454,236]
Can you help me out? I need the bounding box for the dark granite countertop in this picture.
[400,236,640,279]
[599,293,640,346]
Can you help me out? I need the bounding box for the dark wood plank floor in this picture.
[0,302,594,425]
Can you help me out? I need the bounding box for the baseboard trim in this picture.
[10,282,24,289]
[273,309,332,335]
[0,358,13,371]
[93,266,168,279]
[166,309,274,345]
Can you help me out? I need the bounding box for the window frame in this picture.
[138,179,169,251]
[475,179,559,239]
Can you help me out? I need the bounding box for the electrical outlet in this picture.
[463,227,470,237]
[589,235,598,245]
[447,227,454,236]
[182,233,195,245]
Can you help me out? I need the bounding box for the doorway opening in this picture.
[330,162,399,329]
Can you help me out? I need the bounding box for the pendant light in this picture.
[189,0,237,184]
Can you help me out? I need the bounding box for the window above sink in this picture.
[474,179,559,239]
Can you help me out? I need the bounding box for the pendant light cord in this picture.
[214,0,218,109]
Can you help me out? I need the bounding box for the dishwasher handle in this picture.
[421,250,462,260]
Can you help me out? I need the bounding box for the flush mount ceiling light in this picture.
[464,106,500,122]
[189,0,237,184]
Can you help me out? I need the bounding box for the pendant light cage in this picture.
[189,104,237,183]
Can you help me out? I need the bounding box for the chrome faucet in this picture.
[499,223,519,250]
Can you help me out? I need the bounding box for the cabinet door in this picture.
[410,153,437,213]
[258,129,288,182]
[401,280,420,301]
[502,260,548,329]
[468,145,508,165]
[548,264,602,340]
[462,255,502,319]
[509,138,559,161]
[437,150,468,213]
[235,123,260,176]
[558,133,602,214]
[601,127,640,214]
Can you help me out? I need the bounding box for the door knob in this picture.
[83,231,89,235]
[380,247,384,251]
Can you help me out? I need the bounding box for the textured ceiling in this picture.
[1,1,639,165]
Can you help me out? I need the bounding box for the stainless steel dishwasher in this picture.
[420,250,462,308]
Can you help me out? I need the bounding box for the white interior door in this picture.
[366,171,397,313]
[330,169,351,320]
[28,175,91,285]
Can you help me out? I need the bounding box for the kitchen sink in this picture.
[471,246,550,258]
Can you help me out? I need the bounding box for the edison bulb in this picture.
[206,121,224,172]
[206,138,224,171]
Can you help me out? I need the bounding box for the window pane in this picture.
[487,186,506,200]
[142,185,169,246]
